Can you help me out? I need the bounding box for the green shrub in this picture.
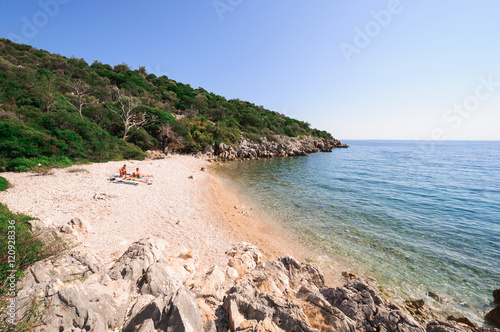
[0,203,68,330]
[118,140,146,160]
[0,203,68,291]
[244,132,262,143]
[7,156,73,173]
[0,37,338,167]
[0,177,8,191]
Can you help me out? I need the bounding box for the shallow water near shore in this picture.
[213,140,500,325]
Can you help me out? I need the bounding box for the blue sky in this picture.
[1,0,499,140]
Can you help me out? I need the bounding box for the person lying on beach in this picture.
[119,164,127,177]
[132,168,154,178]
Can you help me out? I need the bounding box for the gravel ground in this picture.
[0,155,345,287]
[0,155,234,267]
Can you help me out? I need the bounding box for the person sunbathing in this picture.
[133,168,154,178]
[119,164,127,177]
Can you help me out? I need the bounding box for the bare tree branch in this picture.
[63,78,89,118]
[106,88,157,141]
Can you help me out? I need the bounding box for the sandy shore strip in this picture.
[0,155,343,285]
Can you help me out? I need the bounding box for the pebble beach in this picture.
[0,155,315,272]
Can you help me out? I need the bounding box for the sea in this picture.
[214,140,500,325]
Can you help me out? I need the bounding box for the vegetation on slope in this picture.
[0,38,333,171]
[0,177,8,191]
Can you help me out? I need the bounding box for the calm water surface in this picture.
[214,140,500,325]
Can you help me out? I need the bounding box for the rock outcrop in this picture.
[494,289,500,306]
[14,238,499,332]
[15,238,202,332]
[198,136,348,161]
[59,217,91,238]
[486,289,500,328]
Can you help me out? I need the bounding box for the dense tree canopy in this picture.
[0,38,333,171]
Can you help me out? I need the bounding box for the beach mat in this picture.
[114,181,139,186]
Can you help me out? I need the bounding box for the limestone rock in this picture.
[108,237,168,282]
[197,299,218,332]
[320,278,424,332]
[169,256,193,282]
[238,318,284,331]
[280,255,325,289]
[187,264,226,301]
[123,286,203,332]
[123,295,170,332]
[59,217,90,235]
[14,249,110,331]
[86,279,132,329]
[405,299,439,324]
[145,149,166,159]
[18,250,104,291]
[222,255,355,332]
[43,281,108,332]
[424,320,499,332]
[226,266,239,279]
[136,318,156,332]
[486,307,500,328]
[18,237,497,332]
[296,284,356,331]
[426,320,471,332]
[485,289,500,329]
[128,294,157,322]
[426,317,500,332]
[227,242,262,275]
[427,291,442,302]
[15,251,127,331]
[15,237,209,332]
[139,258,182,298]
[166,286,204,332]
[447,316,476,329]
[226,297,246,330]
[26,218,46,232]
[209,136,348,161]
[494,289,500,306]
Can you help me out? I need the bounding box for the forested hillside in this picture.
[0,38,333,171]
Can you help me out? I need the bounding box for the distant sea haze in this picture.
[215,140,500,326]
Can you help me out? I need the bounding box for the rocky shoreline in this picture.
[12,234,499,332]
[189,135,349,161]
[3,153,499,332]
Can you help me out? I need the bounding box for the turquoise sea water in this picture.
[214,140,500,325]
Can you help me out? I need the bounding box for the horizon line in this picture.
[339,139,500,142]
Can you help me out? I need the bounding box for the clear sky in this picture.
[1,0,499,140]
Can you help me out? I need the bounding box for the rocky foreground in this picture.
[14,235,499,332]
[190,136,348,161]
